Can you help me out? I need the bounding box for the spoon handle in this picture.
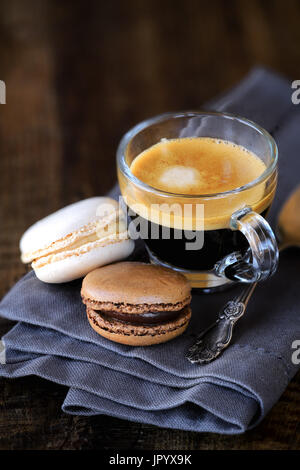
[186,282,257,364]
[186,242,287,365]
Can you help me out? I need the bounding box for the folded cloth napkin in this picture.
[1,67,300,434]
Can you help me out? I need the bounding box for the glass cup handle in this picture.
[216,207,279,283]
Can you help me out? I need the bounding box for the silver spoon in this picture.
[186,185,300,365]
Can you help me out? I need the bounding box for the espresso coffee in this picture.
[121,137,275,286]
[130,137,266,196]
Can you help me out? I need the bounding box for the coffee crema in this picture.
[120,137,275,231]
[130,137,266,195]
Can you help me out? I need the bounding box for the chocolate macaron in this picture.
[81,262,192,346]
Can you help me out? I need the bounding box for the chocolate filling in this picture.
[99,309,184,326]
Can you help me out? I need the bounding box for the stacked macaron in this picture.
[81,262,192,346]
[20,197,134,283]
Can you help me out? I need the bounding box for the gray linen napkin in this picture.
[0,67,300,434]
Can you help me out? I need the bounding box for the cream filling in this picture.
[32,230,130,268]
[23,210,131,266]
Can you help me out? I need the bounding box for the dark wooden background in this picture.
[0,0,299,450]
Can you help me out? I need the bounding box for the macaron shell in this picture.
[20,197,119,257]
[81,296,191,314]
[81,262,191,305]
[87,306,191,346]
[34,238,134,283]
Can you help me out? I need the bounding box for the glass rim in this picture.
[116,110,278,199]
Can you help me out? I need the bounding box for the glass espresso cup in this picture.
[117,111,278,291]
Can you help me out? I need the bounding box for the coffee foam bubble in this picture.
[159,166,202,191]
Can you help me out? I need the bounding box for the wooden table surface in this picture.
[0,0,299,450]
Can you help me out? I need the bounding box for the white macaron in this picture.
[20,197,134,283]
